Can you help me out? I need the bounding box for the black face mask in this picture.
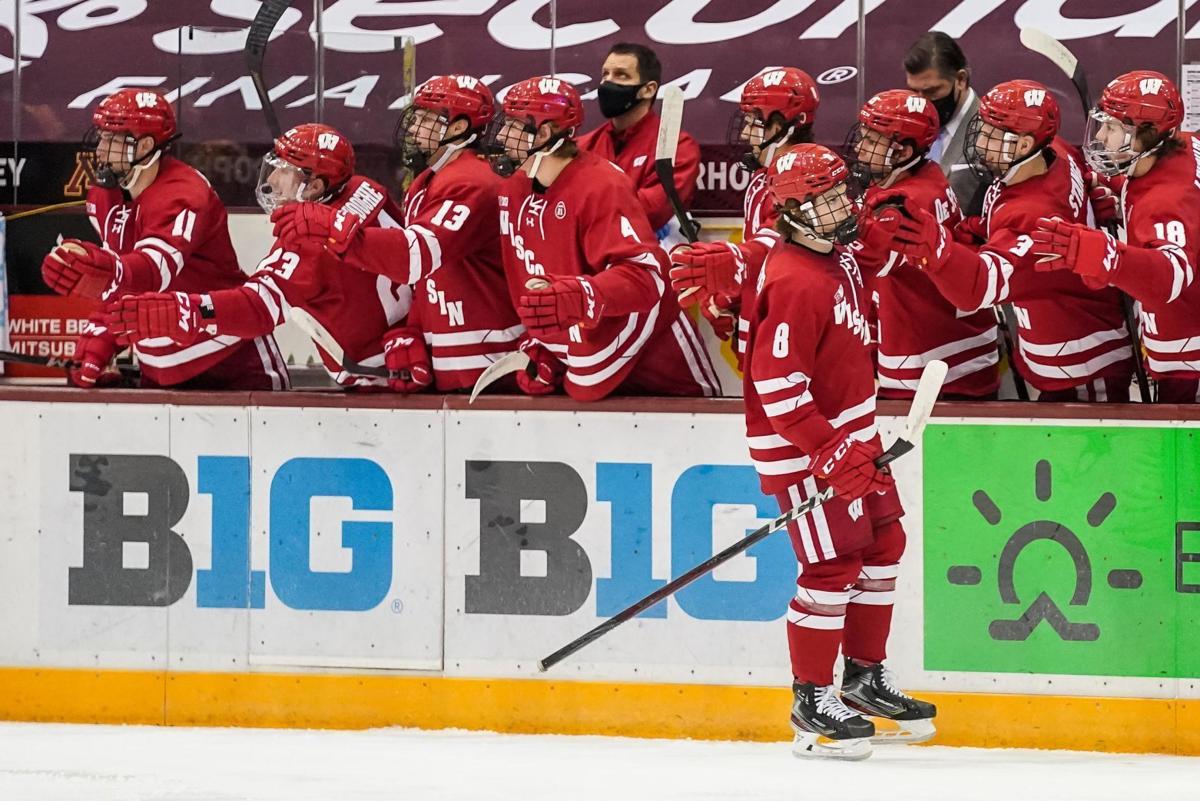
[933,85,961,127]
[597,81,648,119]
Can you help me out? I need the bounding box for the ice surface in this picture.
[0,722,1192,801]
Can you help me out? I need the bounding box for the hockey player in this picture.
[1033,71,1200,402]
[486,75,720,400]
[40,88,288,389]
[877,80,1136,401]
[576,42,701,239]
[744,143,935,760]
[668,67,820,358]
[110,123,411,388]
[274,75,521,394]
[846,89,999,399]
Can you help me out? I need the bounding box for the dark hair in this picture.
[904,31,969,81]
[1136,124,1183,158]
[607,42,662,85]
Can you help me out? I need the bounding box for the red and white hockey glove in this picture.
[700,291,737,341]
[1086,169,1123,229]
[271,202,364,256]
[516,339,565,396]
[109,292,206,346]
[517,276,605,338]
[811,432,892,502]
[382,325,433,394]
[881,206,953,272]
[1030,217,1117,289]
[668,241,739,303]
[41,240,116,299]
[68,323,124,389]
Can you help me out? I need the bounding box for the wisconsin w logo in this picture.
[318,132,341,151]
[762,69,787,87]
[538,78,562,94]
[775,151,798,171]
[905,95,928,114]
[1140,77,1164,95]
[1024,89,1046,107]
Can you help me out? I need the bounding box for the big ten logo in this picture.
[463,461,794,621]
[66,454,393,612]
[425,278,464,326]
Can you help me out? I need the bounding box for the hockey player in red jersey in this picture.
[271,75,521,394]
[879,80,1136,401]
[487,75,720,399]
[40,88,289,389]
[744,143,935,760]
[846,89,999,399]
[110,123,411,387]
[1033,71,1200,402]
[668,67,820,358]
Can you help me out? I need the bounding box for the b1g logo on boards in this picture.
[66,454,393,612]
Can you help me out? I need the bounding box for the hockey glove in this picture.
[884,206,953,272]
[952,214,988,247]
[271,202,364,256]
[668,241,740,302]
[41,240,116,299]
[1086,169,1123,229]
[517,276,605,337]
[110,292,206,346]
[68,323,124,389]
[811,432,892,502]
[1030,217,1117,289]
[700,291,737,341]
[382,325,433,394]
[515,339,565,396]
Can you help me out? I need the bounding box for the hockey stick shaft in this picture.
[2,201,87,222]
[537,360,947,672]
[245,0,295,139]
[0,349,139,377]
[654,87,700,244]
[995,305,1030,401]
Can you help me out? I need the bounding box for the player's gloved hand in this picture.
[41,240,116,299]
[517,276,605,337]
[1086,169,1123,228]
[857,205,906,255]
[668,241,739,303]
[811,431,892,501]
[109,292,204,346]
[271,202,364,256]
[700,291,737,341]
[1030,216,1117,289]
[878,204,953,272]
[382,325,433,394]
[952,214,988,247]
[515,338,565,396]
[68,323,124,389]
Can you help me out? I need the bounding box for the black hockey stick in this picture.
[1021,28,1153,403]
[537,359,949,672]
[245,0,296,139]
[0,349,139,379]
[994,306,1030,401]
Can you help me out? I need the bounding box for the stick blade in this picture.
[288,307,345,365]
[656,86,684,165]
[1019,28,1079,78]
[469,350,530,403]
[903,359,948,445]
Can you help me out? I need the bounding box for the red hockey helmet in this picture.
[414,74,497,130]
[92,88,178,146]
[502,76,584,131]
[398,75,496,172]
[845,89,941,185]
[257,123,355,212]
[768,144,860,245]
[740,68,820,127]
[1099,70,1183,131]
[965,80,1060,178]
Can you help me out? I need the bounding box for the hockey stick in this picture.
[655,86,704,303]
[994,306,1030,401]
[1020,27,1153,403]
[0,349,139,378]
[3,201,87,222]
[245,0,296,139]
[288,307,407,381]
[537,359,948,672]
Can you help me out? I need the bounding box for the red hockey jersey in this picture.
[210,176,412,386]
[87,156,288,388]
[865,161,999,399]
[498,151,720,400]
[398,153,521,391]
[932,145,1135,393]
[1116,133,1200,382]
[576,110,701,231]
[733,167,781,358]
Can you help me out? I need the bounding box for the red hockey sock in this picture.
[842,520,905,664]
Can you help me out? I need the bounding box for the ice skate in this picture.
[789,682,874,761]
[841,658,937,744]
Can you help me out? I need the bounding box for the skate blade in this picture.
[791,732,873,761]
[868,717,936,745]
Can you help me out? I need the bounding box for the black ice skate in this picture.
[841,658,937,744]
[789,682,874,761]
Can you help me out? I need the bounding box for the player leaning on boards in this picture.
[486,76,720,400]
[1034,71,1200,402]
[878,80,1137,402]
[111,124,413,389]
[41,89,289,389]
[845,89,1000,400]
[575,42,701,245]
[744,143,935,761]
[669,68,820,360]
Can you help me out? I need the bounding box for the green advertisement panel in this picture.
[923,424,1200,678]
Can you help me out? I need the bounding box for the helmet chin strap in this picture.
[118,145,163,191]
[783,206,835,253]
[760,124,796,169]
[997,132,1045,184]
[878,142,921,189]
[525,133,569,184]
[430,127,479,173]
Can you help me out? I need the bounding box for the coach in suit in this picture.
[904,32,984,215]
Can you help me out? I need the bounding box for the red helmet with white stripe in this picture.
[92,88,177,145]
[502,76,584,131]
[740,68,820,128]
[414,74,497,129]
[964,80,1060,178]
[846,89,941,185]
[768,144,860,245]
[257,124,355,212]
[1086,70,1183,177]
